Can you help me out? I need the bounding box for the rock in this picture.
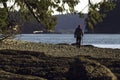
[71,43,94,47]
[56,43,70,45]
[68,57,117,80]
[82,45,94,47]
[71,43,77,46]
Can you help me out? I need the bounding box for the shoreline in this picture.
[93,44,120,49]
[15,34,120,49]
[1,39,120,59]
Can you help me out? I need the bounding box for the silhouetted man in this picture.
[74,25,83,48]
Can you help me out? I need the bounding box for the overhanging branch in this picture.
[24,0,41,24]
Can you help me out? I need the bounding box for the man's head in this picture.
[78,25,82,29]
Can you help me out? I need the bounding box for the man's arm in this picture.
[80,29,84,36]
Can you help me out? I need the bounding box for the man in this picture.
[74,25,83,48]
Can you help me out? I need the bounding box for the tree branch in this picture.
[24,0,41,24]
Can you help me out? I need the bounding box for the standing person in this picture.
[74,25,83,48]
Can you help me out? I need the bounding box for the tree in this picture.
[0,0,116,40]
[85,0,116,31]
[0,0,79,40]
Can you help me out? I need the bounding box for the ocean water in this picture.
[15,34,120,49]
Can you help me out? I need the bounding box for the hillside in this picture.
[54,14,86,33]
[20,14,87,34]
[20,12,120,34]
[19,1,120,34]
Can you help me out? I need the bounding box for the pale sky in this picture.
[74,0,103,13]
[54,0,103,14]
[1,0,103,14]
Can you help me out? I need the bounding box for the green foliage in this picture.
[0,0,79,34]
[0,0,8,3]
[0,8,8,33]
[21,0,79,31]
[86,1,116,31]
[78,12,84,18]
[0,0,79,40]
[100,1,116,13]
[0,0,117,36]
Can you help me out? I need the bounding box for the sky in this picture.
[0,0,103,14]
[75,0,103,13]
[53,0,103,14]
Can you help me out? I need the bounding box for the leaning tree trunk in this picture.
[0,1,14,41]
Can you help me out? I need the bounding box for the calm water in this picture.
[15,34,120,49]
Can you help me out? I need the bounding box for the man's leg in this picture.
[78,38,81,48]
[76,38,79,47]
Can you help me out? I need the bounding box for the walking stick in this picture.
[81,36,83,45]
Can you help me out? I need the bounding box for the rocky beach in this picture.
[0,39,120,80]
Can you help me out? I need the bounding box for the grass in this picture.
[0,39,119,80]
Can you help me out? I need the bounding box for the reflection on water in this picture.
[15,34,120,49]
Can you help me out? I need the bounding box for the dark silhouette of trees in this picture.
[85,0,116,31]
